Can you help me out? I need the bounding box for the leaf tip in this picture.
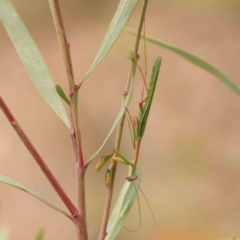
[55,84,71,106]
[35,227,45,240]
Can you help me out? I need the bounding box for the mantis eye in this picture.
[126,174,138,182]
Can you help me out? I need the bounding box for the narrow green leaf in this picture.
[232,235,237,240]
[0,175,69,218]
[0,229,9,240]
[88,51,138,163]
[81,0,137,83]
[0,0,70,127]
[125,28,240,97]
[35,228,45,240]
[105,167,142,240]
[55,84,71,106]
[138,57,162,138]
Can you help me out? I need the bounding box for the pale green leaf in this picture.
[81,0,137,83]
[0,175,69,218]
[125,28,240,96]
[0,0,70,127]
[0,229,9,240]
[88,52,137,163]
[232,235,237,240]
[35,228,45,240]
[105,167,142,240]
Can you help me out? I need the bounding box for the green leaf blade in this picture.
[105,168,142,240]
[232,235,237,240]
[0,175,69,218]
[126,28,240,97]
[0,0,70,127]
[82,0,137,82]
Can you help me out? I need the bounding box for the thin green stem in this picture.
[143,19,148,79]
[134,1,148,55]
[98,1,149,239]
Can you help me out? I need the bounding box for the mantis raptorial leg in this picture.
[95,23,161,235]
[94,56,162,238]
[95,57,162,186]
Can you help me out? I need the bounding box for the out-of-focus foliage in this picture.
[0,0,70,127]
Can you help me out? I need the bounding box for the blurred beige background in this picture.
[1,0,240,239]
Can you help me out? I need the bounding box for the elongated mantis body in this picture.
[96,57,162,187]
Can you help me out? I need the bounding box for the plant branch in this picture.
[98,1,149,239]
[48,1,87,239]
[48,0,74,89]
[0,96,78,217]
[48,0,84,167]
[132,139,142,176]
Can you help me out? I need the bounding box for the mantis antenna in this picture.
[121,182,142,232]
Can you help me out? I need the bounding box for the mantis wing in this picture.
[138,57,162,138]
[0,0,70,127]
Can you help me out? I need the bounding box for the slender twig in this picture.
[98,117,125,240]
[143,19,148,79]
[48,0,84,166]
[48,0,74,89]
[98,1,149,239]
[132,139,142,176]
[134,1,148,55]
[0,96,78,217]
[48,1,87,239]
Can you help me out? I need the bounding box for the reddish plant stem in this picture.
[98,117,125,240]
[49,0,84,167]
[69,113,88,240]
[49,0,74,89]
[0,96,78,217]
[48,1,87,239]
[98,1,148,239]
[132,139,142,175]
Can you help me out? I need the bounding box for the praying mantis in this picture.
[95,55,162,187]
